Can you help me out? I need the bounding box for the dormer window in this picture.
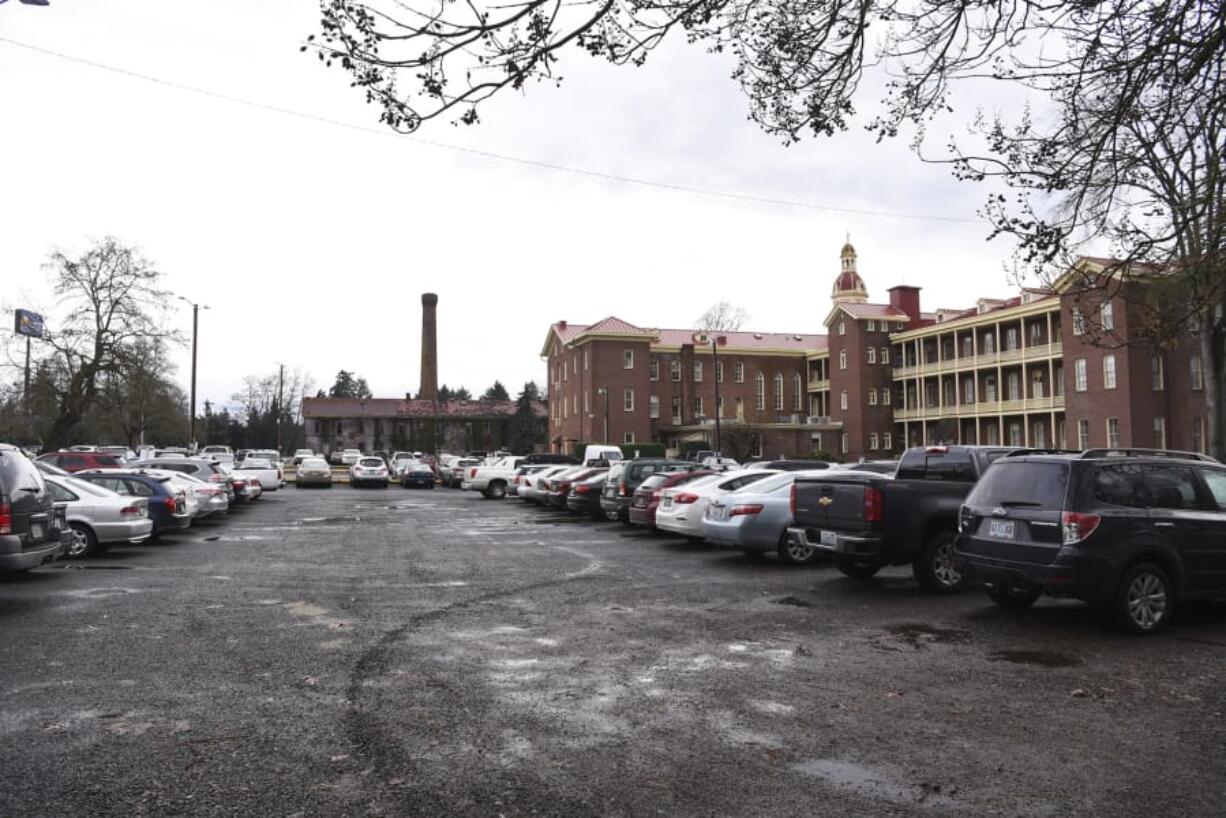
[838,322,846,336]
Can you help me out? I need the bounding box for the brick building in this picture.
[546,248,1209,460]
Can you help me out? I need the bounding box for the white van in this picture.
[583,445,624,464]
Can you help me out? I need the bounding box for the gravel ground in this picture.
[2,486,1225,817]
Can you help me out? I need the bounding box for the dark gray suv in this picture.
[0,444,70,572]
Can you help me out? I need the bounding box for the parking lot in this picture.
[3,486,1226,817]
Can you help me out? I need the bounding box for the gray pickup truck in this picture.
[787,445,1015,592]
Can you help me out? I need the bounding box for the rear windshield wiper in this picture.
[996,500,1042,507]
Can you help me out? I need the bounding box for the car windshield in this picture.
[967,460,1070,508]
[359,458,384,467]
[242,458,272,469]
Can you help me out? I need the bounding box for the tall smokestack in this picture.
[420,293,439,401]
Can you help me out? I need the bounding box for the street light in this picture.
[176,296,209,450]
[596,387,609,444]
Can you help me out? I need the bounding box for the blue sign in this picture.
[15,309,45,338]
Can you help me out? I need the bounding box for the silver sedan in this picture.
[702,470,829,565]
[44,475,154,559]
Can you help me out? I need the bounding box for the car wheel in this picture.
[912,530,966,593]
[777,530,818,565]
[1114,562,1174,634]
[985,583,1042,608]
[486,480,507,500]
[835,556,880,578]
[66,522,99,559]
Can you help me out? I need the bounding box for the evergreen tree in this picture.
[508,381,543,454]
[482,380,510,401]
[329,370,372,399]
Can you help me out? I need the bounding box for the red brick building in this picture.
[545,249,1209,460]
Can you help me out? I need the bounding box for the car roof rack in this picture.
[1078,447,1219,463]
[1001,448,1081,458]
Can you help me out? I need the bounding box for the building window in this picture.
[839,350,847,370]
[867,347,876,364]
[773,373,784,411]
[573,394,578,414]
[1030,322,1043,345]
[884,432,893,450]
[672,397,682,422]
[754,373,765,410]
[717,395,724,417]
[584,392,589,413]
[1191,355,1204,390]
[624,431,635,444]
[1007,371,1021,401]
[1005,327,1019,351]
[573,354,578,374]
[1074,359,1087,391]
[882,388,892,406]
[984,376,997,402]
[734,362,744,383]
[717,361,724,383]
[1008,422,1023,447]
[649,359,659,381]
[623,388,635,412]
[881,347,890,365]
[693,361,703,382]
[623,349,634,369]
[838,321,846,336]
[1031,371,1044,400]
[867,320,876,332]
[1072,307,1085,336]
[1101,300,1114,331]
[840,390,849,411]
[693,396,703,416]
[563,364,568,382]
[1034,422,1047,448]
[1193,417,1205,453]
[982,333,996,354]
[964,379,975,404]
[868,388,878,405]
[1154,416,1167,449]
[1151,355,1164,391]
[793,374,803,411]
[1106,417,1121,448]
[1103,355,1117,389]
[583,349,589,370]
[1078,419,1090,449]
[649,396,659,419]
[841,433,849,454]
[869,432,879,450]
[670,359,681,382]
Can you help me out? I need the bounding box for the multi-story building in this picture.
[546,248,1209,460]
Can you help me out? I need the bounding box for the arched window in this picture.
[773,373,784,411]
[793,374,803,411]
[754,373,765,410]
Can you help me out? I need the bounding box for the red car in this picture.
[36,451,124,473]
[628,470,713,529]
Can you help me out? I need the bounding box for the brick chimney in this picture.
[420,293,439,401]
[887,285,922,325]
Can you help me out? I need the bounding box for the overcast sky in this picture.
[1,1,1031,415]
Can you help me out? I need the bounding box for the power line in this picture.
[0,35,984,225]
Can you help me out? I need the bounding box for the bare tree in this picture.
[696,301,749,332]
[24,238,179,450]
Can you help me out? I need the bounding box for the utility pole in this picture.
[712,336,722,456]
[176,297,208,450]
[276,363,285,454]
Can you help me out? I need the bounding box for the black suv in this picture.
[0,444,70,572]
[957,448,1226,633]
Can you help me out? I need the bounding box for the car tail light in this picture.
[560,481,572,492]
[1061,511,1101,545]
[674,493,699,504]
[729,504,764,517]
[120,504,142,517]
[864,486,883,523]
[0,499,11,535]
[163,495,177,511]
[652,490,663,500]
[790,483,797,516]
[619,481,628,497]
[470,468,478,478]
[575,484,590,494]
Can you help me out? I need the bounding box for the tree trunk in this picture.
[45,410,83,452]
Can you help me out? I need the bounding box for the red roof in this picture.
[834,271,866,292]
[302,397,545,419]
[548,318,826,354]
[834,303,910,320]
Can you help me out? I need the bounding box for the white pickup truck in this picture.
[464,456,526,499]
[233,457,283,491]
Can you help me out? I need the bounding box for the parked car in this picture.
[72,470,192,538]
[389,452,415,476]
[466,456,527,499]
[444,458,482,488]
[830,460,900,475]
[45,474,154,557]
[545,467,607,509]
[159,471,229,518]
[520,465,573,504]
[235,449,253,464]
[200,445,235,464]
[340,449,362,466]
[292,449,315,466]
[787,445,1015,592]
[0,443,70,572]
[400,462,437,489]
[747,459,832,472]
[521,453,581,466]
[350,457,389,488]
[957,448,1226,633]
[600,459,704,523]
[295,457,333,488]
[129,457,236,504]
[705,471,828,563]
[700,457,742,472]
[510,465,550,497]
[37,450,125,473]
[582,445,624,465]
[234,457,283,491]
[99,445,137,462]
[655,469,780,541]
[565,471,612,518]
[629,470,714,529]
[250,449,282,465]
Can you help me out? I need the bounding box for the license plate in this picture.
[30,522,45,541]
[662,497,672,508]
[819,530,838,547]
[988,520,1015,539]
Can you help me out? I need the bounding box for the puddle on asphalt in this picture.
[774,596,813,608]
[64,565,133,571]
[881,623,972,648]
[792,758,960,809]
[988,650,1082,668]
[298,516,360,526]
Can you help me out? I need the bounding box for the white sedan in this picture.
[233,457,283,492]
[349,457,389,488]
[655,469,780,540]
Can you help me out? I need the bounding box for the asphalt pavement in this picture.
[2,485,1225,817]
